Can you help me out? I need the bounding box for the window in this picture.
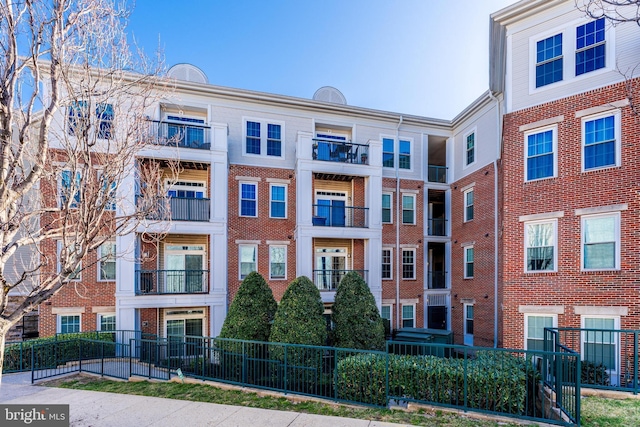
[269,246,286,280]
[270,184,286,218]
[58,315,81,334]
[464,246,474,279]
[465,132,475,166]
[525,220,556,272]
[98,241,116,281]
[464,304,474,345]
[399,140,411,169]
[240,182,257,217]
[99,172,117,211]
[98,314,116,332]
[244,119,284,157]
[525,315,556,351]
[382,138,394,168]
[582,316,618,375]
[464,189,474,222]
[164,245,205,293]
[60,170,81,208]
[526,128,556,181]
[402,305,414,328]
[536,34,563,87]
[381,306,392,322]
[576,18,606,76]
[582,213,619,270]
[96,103,113,139]
[583,113,618,170]
[402,249,415,279]
[401,194,415,225]
[239,245,257,279]
[382,248,392,280]
[67,101,88,136]
[167,181,206,198]
[382,193,392,224]
[57,241,81,281]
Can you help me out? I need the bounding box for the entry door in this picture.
[316,199,346,227]
[166,318,203,357]
[165,245,205,293]
[464,304,474,346]
[315,249,347,290]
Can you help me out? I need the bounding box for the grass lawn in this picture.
[44,374,525,426]
[580,395,640,427]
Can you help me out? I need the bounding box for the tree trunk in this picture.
[0,321,9,386]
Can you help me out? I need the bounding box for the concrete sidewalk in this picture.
[0,373,412,427]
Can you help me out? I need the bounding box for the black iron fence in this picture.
[135,270,209,295]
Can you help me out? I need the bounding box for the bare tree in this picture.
[0,0,174,380]
[578,0,640,25]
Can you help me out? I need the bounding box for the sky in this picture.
[126,0,516,120]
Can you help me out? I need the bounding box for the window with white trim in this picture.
[98,313,116,332]
[583,112,619,171]
[269,245,286,280]
[464,246,474,279]
[582,316,619,376]
[57,241,81,281]
[59,170,82,208]
[402,249,415,280]
[576,18,606,76]
[98,241,116,281]
[239,244,257,279]
[402,305,415,328]
[239,182,257,217]
[465,132,475,166]
[381,305,392,323]
[535,34,563,87]
[382,138,394,168]
[382,137,412,169]
[399,139,411,169]
[58,314,81,334]
[401,194,415,225]
[244,119,283,157]
[525,126,556,181]
[525,220,557,272]
[270,184,287,218]
[582,212,620,270]
[96,103,114,139]
[67,101,88,136]
[464,189,474,222]
[525,314,556,351]
[382,193,392,224]
[382,248,392,280]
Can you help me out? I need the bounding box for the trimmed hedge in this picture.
[336,351,539,412]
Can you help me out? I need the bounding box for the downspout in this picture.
[395,115,403,331]
[488,91,501,348]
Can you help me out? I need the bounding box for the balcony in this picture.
[428,218,447,236]
[313,269,368,291]
[138,196,211,222]
[427,165,447,183]
[312,204,368,228]
[148,120,211,150]
[427,271,447,289]
[135,270,209,295]
[312,139,369,165]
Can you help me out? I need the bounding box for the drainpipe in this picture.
[395,115,403,330]
[488,91,501,348]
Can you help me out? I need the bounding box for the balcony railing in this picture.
[135,270,209,295]
[148,120,211,150]
[312,204,368,228]
[312,138,369,165]
[428,218,447,236]
[313,269,368,291]
[137,196,211,222]
[428,165,448,183]
[427,271,447,289]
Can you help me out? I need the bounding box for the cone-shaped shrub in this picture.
[219,271,277,341]
[332,271,385,350]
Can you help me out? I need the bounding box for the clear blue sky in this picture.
[127,0,515,120]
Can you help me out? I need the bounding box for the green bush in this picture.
[569,359,611,386]
[219,272,277,342]
[331,272,385,351]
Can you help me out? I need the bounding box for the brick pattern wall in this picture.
[501,78,640,349]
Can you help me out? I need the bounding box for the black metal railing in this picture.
[148,120,211,150]
[427,271,447,289]
[135,270,209,295]
[137,196,211,222]
[428,165,448,183]
[312,138,369,165]
[428,218,447,236]
[312,269,368,291]
[312,204,368,228]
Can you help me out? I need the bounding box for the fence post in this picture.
[19,342,23,372]
[30,345,35,384]
[576,355,581,426]
[333,348,338,401]
[129,338,133,379]
[101,341,105,376]
[79,340,82,373]
[554,344,562,408]
[284,345,288,394]
[242,341,247,384]
[385,344,390,407]
[463,347,468,409]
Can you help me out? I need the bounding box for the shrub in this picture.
[219,272,277,342]
[569,359,611,386]
[332,271,385,351]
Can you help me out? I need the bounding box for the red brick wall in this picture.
[501,79,640,349]
[450,164,499,347]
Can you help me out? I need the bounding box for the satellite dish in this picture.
[167,64,208,84]
[313,86,347,105]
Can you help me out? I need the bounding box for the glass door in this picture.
[165,245,205,293]
[315,192,347,227]
[315,248,347,290]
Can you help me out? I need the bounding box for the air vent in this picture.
[167,64,208,84]
[312,86,347,105]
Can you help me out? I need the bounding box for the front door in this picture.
[315,248,347,290]
[165,245,205,293]
[166,315,204,358]
[315,192,347,227]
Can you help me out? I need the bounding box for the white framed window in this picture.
[463,246,474,279]
[164,245,206,293]
[67,101,88,136]
[464,131,476,167]
[525,125,557,181]
[524,314,557,351]
[402,248,415,280]
[239,244,257,279]
[381,137,412,170]
[269,184,287,219]
[535,33,563,88]
[464,188,474,222]
[243,119,284,157]
[97,313,116,332]
[382,248,393,280]
[399,139,411,170]
[382,193,392,224]
[381,305,392,323]
[98,241,116,281]
[239,182,257,217]
[581,315,619,380]
[581,212,620,271]
[576,18,606,76]
[96,103,114,139]
[58,314,81,334]
[402,304,415,328]
[382,137,394,168]
[57,241,81,281]
[582,111,620,171]
[269,245,286,280]
[166,180,206,199]
[401,194,415,225]
[525,220,557,272]
[59,170,82,208]
[463,303,474,346]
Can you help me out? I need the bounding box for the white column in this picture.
[296,234,313,280]
[116,306,137,332]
